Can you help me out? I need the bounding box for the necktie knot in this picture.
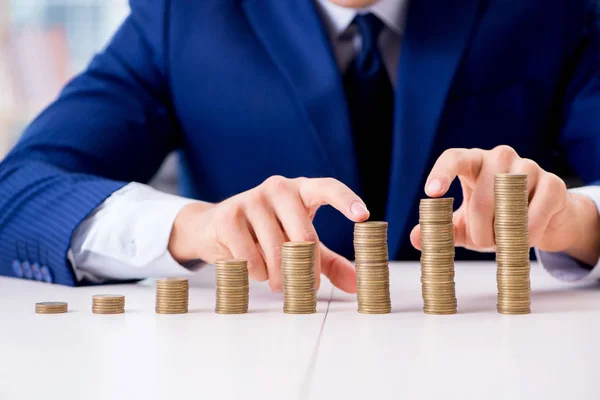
[352,13,385,74]
[353,13,385,50]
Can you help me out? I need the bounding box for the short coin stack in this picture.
[155,278,189,314]
[419,198,457,315]
[495,173,531,315]
[92,294,125,314]
[215,259,249,314]
[35,302,68,314]
[354,222,391,314]
[281,242,317,314]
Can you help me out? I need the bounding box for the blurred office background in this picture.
[0,0,178,192]
[0,0,129,157]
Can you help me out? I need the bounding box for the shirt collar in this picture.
[316,0,409,38]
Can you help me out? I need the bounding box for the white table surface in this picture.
[1,262,599,400]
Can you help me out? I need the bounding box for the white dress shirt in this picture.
[69,0,600,284]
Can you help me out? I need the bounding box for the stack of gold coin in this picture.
[92,294,125,314]
[35,302,68,314]
[155,278,189,314]
[495,173,531,315]
[215,259,249,314]
[354,222,391,314]
[281,242,317,314]
[419,198,457,315]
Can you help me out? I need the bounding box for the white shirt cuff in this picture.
[69,182,204,283]
[536,185,600,282]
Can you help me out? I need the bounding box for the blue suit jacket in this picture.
[1,0,599,286]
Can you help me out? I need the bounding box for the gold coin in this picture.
[156,277,189,284]
[281,242,317,315]
[354,221,392,313]
[35,302,68,314]
[494,173,531,315]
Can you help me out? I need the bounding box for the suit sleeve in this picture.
[559,8,600,183]
[537,7,600,281]
[0,0,178,286]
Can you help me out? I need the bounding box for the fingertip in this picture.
[425,178,447,197]
[266,269,280,292]
[350,201,370,221]
[269,282,282,293]
[345,278,357,294]
[253,272,269,283]
[320,243,357,293]
[332,272,356,294]
[338,264,357,294]
[410,225,421,250]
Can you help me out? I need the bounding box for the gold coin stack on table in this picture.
[35,302,68,314]
[215,259,249,314]
[155,278,189,314]
[92,294,125,314]
[281,242,317,314]
[494,173,531,315]
[419,198,457,315]
[354,222,391,314]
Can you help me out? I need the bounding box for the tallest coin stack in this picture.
[494,173,531,315]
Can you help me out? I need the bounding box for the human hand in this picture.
[410,145,600,265]
[168,176,370,293]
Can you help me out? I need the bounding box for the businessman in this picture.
[1,0,600,293]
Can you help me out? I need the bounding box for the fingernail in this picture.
[271,286,282,294]
[350,202,369,217]
[426,179,443,195]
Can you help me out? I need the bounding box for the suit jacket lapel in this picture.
[387,0,482,257]
[242,0,360,193]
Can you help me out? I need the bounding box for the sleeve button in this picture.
[12,260,23,278]
[40,266,54,284]
[31,263,42,281]
[22,261,33,279]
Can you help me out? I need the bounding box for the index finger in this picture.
[297,177,370,222]
[425,148,485,197]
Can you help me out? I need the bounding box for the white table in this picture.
[1,262,599,400]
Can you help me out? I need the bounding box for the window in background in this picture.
[0,0,130,158]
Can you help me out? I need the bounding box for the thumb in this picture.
[410,224,422,250]
[320,242,357,294]
[452,205,468,248]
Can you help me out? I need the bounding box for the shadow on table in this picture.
[188,308,213,314]
[461,282,600,314]
[122,309,143,314]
